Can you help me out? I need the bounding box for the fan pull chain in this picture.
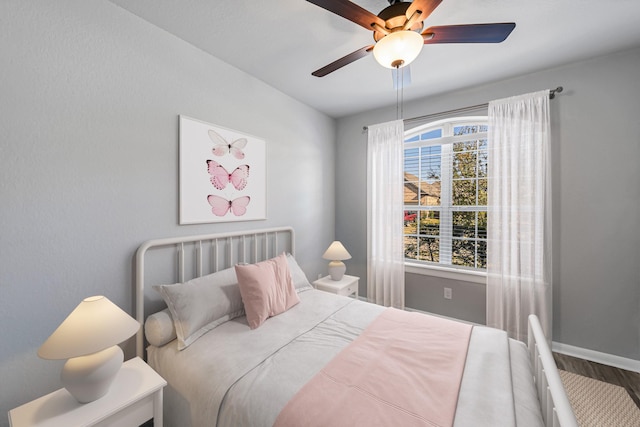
[396,66,399,119]
[395,64,404,120]
[400,66,404,119]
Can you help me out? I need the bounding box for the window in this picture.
[403,117,488,271]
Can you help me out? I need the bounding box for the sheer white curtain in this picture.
[367,120,405,309]
[487,90,552,342]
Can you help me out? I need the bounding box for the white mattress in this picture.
[147,289,543,427]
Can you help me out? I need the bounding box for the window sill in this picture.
[405,262,486,285]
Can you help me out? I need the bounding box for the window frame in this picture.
[403,116,488,283]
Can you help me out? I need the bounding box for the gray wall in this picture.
[336,48,640,361]
[405,274,486,325]
[0,1,336,421]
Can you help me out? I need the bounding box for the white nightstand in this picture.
[8,357,166,427]
[313,274,359,298]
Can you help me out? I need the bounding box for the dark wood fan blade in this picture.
[306,0,386,31]
[422,23,516,44]
[312,45,374,77]
[406,0,443,23]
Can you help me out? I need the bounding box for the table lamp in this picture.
[322,241,352,281]
[38,296,140,403]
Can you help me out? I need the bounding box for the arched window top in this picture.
[405,116,488,146]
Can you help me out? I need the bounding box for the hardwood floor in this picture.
[553,352,640,409]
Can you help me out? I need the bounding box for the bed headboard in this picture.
[134,226,295,358]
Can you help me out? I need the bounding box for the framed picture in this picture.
[179,115,266,224]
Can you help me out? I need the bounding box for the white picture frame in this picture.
[179,115,266,224]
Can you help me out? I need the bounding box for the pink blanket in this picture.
[274,308,473,427]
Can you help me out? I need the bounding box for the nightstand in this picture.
[8,357,166,427]
[313,274,359,298]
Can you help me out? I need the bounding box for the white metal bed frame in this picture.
[133,227,577,427]
[528,315,579,427]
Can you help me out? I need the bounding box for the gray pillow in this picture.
[286,253,313,292]
[154,266,244,350]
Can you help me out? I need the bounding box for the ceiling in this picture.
[109,0,640,118]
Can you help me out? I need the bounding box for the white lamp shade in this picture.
[373,30,424,69]
[38,296,140,360]
[322,241,352,261]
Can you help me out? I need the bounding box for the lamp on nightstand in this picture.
[38,296,140,403]
[322,241,352,281]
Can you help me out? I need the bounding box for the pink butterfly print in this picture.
[206,160,250,191]
[208,129,247,159]
[207,195,251,217]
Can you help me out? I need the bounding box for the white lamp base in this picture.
[328,260,346,281]
[61,345,124,403]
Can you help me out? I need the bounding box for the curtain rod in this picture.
[362,86,563,132]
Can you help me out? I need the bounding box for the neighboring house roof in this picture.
[404,172,441,205]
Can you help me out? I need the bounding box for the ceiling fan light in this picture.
[373,30,424,69]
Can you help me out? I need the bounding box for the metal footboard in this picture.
[528,314,579,427]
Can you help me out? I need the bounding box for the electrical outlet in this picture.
[444,287,452,300]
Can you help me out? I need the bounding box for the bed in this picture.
[135,227,577,427]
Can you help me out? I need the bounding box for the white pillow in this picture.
[154,266,244,350]
[286,253,313,292]
[144,308,177,347]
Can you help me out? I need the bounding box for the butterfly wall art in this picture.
[206,160,250,191]
[209,129,247,160]
[179,116,266,224]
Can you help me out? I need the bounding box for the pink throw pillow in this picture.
[235,253,300,329]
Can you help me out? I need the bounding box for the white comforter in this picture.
[147,289,543,427]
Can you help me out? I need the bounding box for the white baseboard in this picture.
[552,341,640,373]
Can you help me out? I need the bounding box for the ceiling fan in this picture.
[307,0,516,77]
